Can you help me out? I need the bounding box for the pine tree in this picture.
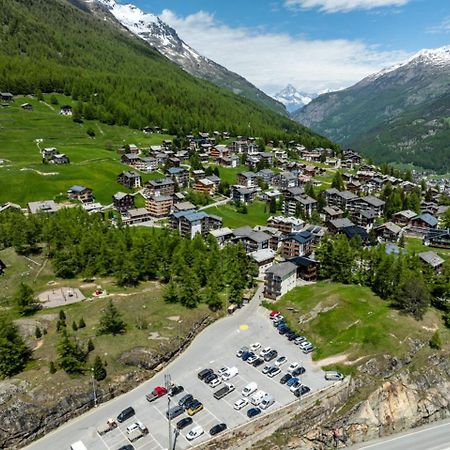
[395,274,430,320]
[87,338,95,353]
[96,300,126,336]
[0,317,30,378]
[179,269,201,308]
[269,197,277,214]
[35,327,42,339]
[56,330,85,374]
[92,355,107,381]
[59,310,66,321]
[49,361,57,374]
[72,321,78,331]
[78,317,86,329]
[15,283,40,316]
[204,282,223,311]
[163,278,179,304]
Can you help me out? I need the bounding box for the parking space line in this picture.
[97,432,111,450]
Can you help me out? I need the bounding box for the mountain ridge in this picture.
[273,84,318,113]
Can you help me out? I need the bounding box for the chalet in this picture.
[281,231,313,259]
[289,256,319,282]
[67,185,93,203]
[253,225,283,250]
[303,165,317,177]
[351,208,378,230]
[217,156,239,168]
[410,213,438,229]
[139,157,158,172]
[122,208,152,225]
[232,226,271,254]
[328,217,355,234]
[303,224,326,242]
[59,105,72,116]
[191,169,206,181]
[113,192,134,212]
[374,222,402,242]
[264,262,297,300]
[258,152,274,166]
[255,169,275,184]
[167,167,189,187]
[193,178,216,195]
[171,210,223,239]
[267,216,304,235]
[250,248,276,278]
[346,180,362,193]
[206,175,221,188]
[237,172,258,188]
[209,145,229,159]
[0,92,13,102]
[209,227,234,248]
[21,103,33,111]
[145,195,173,218]
[173,201,196,214]
[272,171,298,189]
[232,186,257,204]
[419,251,444,274]
[145,178,175,197]
[28,200,59,214]
[348,195,385,217]
[338,225,369,243]
[392,209,417,226]
[424,229,450,249]
[117,171,142,189]
[121,153,141,167]
[0,259,5,275]
[321,206,344,223]
[342,149,362,165]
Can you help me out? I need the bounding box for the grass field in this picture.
[212,165,247,185]
[271,282,446,371]
[405,237,450,260]
[205,200,271,228]
[0,94,171,205]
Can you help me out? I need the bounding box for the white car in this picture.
[259,347,271,357]
[242,382,257,397]
[247,354,258,364]
[250,342,261,352]
[268,367,281,378]
[290,380,302,393]
[273,315,284,323]
[288,362,299,373]
[222,367,239,381]
[262,364,274,374]
[217,367,229,377]
[236,347,248,358]
[275,356,287,367]
[294,336,307,345]
[210,378,221,388]
[234,398,249,410]
[186,425,204,441]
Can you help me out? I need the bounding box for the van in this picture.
[70,442,88,450]
[221,366,238,381]
[324,371,344,381]
[260,394,275,410]
[166,405,184,419]
[251,390,266,406]
[117,406,135,423]
[242,382,257,397]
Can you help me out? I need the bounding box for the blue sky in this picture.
[126,0,450,93]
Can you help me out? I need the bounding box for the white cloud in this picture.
[284,0,410,13]
[427,16,450,34]
[159,9,409,94]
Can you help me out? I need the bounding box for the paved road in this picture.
[349,419,450,450]
[26,284,331,450]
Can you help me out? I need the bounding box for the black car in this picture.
[276,322,286,329]
[242,351,254,361]
[280,373,292,384]
[169,385,184,397]
[198,368,213,381]
[118,446,135,450]
[209,423,227,436]
[178,393,194,408]
[183,397,197,410]
[279,327,289,335]
[287,333,298,341]
[264,350,278,362]
[247,407,261,418]
[253,357,264,367]
[204,372,218,384]
[176,417,193,430]
[292,366,306,377]
[117,406,135,423]
[294,385,311,397]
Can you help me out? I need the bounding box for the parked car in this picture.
[264,350,278,362]
[273,315,284,324]
[234,398,249,410]
[250,390,266,406]
[278,327,289,335]
[166,405,184,420]
[288,362,299,373]
[186,425,204,441]
[253,357,264,367]
[262,364,275,374]
[236,346,249,358]
[198,368,214,381]
[268,367,281,378]
[222,367,239,381]
[118,446,134,450]
[242,382,258,397]
[301,343,315,354]
[183,397,197,410]
[176,417,193,430]
[187,401,204,416]
[275,356,287,367]
[146,386,167,402]
[259,347,271,357]
[168,385,184,397]
[290,380,302,393]
[210,378,221,388]
[117,407,135,423]
[294,385,311,397]
[287,333,298,341]
[250,342,261,351]
[247,354,258,364]
[217,367,229,377]
[242,351,254,361]
[292,366,306,377]
[325,371,344,381]
[269,310,280,319]
[260,393,275,410]
[178,394,194,408]
[97,419,118,436]
[247,407,262,418]
[294,336,307,345]
[209,423,227,436]
[214,383,235,400]
[126,421,149,443]
[298,341,312,350]
[204,372,218,384]
[280,373,292,384]
[286,377,299,387]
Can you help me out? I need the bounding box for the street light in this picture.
[91,368,98,408]
[165,374,172,450]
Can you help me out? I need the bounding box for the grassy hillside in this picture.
[205,201,271,228]
[0,0,333,146]
[0,94,165,205]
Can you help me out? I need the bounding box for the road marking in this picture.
[239,324,249,331]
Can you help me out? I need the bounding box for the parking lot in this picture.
[27,288,333,450]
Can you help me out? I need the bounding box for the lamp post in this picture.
[91,368,98,408]
[165,374,172,450]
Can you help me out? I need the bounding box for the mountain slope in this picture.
[0,0,329,144]
[85,0,286,116]
[274,84,317,113]
[295,47,450,171]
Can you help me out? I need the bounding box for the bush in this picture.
[429,331,442,350]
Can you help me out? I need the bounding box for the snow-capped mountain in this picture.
[84,0,286,115]
[273,85,318,113]
[296,45,450,171]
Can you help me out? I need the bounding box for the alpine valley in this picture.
[295,46,450,172]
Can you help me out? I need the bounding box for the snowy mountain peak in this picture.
[273,85,318,113]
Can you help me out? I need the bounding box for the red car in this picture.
[146,386,167,402]
[269,310,280,319]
